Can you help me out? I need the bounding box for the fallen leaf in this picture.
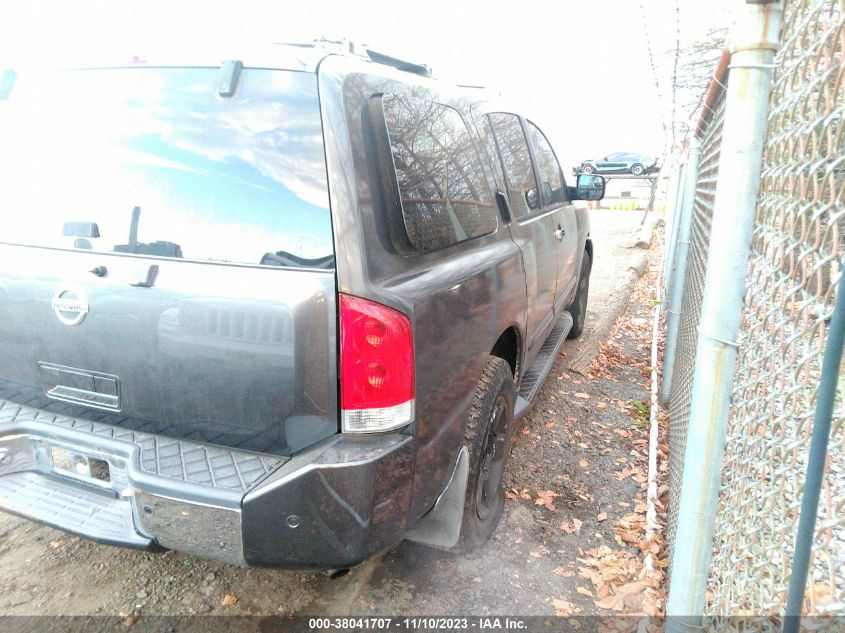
[615,581,645,597]
[535,490,560,511]
[576,586,594,597]
[596,595,625,611]
[552,598,580,616]
[49,539,66,549]
[561,518,583,534]
[574,392,590,399]
[597,402,608,409]
[597,512,608,522]
[578,459,589,468]
[221,594,238,607]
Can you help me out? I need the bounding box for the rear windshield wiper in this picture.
[260,251,334,269]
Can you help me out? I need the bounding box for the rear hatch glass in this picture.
[0,66,338,455]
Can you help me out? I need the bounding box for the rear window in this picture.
[0,67,334,268]
[381,94,496,252]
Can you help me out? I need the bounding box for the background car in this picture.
[577,152,659,176]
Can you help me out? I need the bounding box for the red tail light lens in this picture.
[340,294,415,432]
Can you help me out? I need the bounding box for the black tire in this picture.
[630,163,645,176]
[581,164,595,174]
[567,251,592,339]
[455,356,515,553]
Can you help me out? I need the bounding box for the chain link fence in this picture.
[664,0,844,618]
[666,93,727,561]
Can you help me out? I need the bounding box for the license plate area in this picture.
[44,443,120,491]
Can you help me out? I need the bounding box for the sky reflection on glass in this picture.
[0,67,333,264]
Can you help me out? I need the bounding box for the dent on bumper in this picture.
[0,397,414,568]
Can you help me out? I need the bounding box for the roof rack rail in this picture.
[277,38,432,77]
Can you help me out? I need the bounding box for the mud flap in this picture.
[404,447,468,549]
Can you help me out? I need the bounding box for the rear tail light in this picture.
[340,294,415,433]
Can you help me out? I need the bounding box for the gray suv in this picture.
[0,41,604,568]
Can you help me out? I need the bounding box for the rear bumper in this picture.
[0,398,413,568]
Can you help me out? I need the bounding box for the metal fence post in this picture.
[660,139,701,404]
[665,1,783,630]
[662,163,686,288]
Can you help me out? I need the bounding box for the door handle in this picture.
[554,225,565,240]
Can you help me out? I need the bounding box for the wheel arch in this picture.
[490,326,522,384]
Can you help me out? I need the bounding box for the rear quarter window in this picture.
[381,94,496,253]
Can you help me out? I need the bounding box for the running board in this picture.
[515,311,573,418]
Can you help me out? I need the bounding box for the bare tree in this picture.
[670,27,729,143]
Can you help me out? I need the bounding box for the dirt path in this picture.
[0,209,656,618]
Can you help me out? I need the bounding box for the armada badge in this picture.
[52,289,89,326]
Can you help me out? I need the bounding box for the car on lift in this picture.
[577,152,659,176]
[0,40,605,569]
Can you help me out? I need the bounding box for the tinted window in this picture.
[475,115,509,194]
[0,68,333,267]
[527,122,567,207]
[487,113,538,219]
[382,94,496,252]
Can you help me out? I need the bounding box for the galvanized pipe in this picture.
[782,263,845,633]
[662,163,686,289]
[660,138,702,404]
[665,2,783,630]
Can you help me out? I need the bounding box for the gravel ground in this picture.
[0,209,655,618]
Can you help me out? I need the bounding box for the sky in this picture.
[0,0,734,172]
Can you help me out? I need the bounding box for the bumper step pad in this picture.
[0,471,151,547]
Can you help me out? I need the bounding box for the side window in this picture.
[475,114,508,193]
[527,122,567,207]
[487,113,539,219]
[381,94,497,253]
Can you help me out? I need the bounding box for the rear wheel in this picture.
[631,163,645,176]
[567,251,592,339]
[455,356,515,552]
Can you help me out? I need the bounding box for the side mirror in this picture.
[525,188,540,210]
[570,174,606,201]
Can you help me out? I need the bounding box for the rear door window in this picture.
[381,94,497,252]
[0,67,334,268]
[486,113,539,219]
[526,122,568,207]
